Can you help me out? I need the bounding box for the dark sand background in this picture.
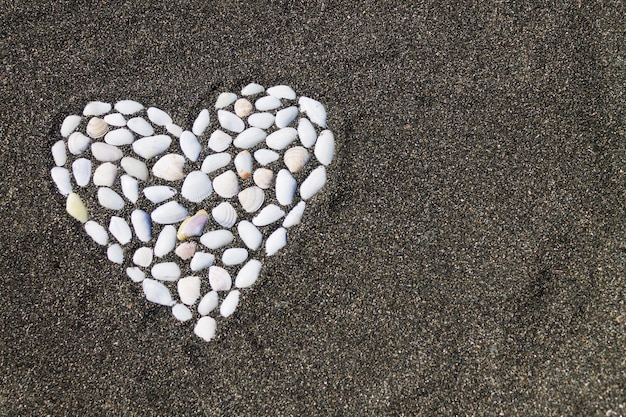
[1,1,624,415]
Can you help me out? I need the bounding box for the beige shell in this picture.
[212,170,239,198]
[86,117,109,138]
[284,146,310,173]
[152,154,185,181]
[234,98,253,117]
[175,242,197,260]
[253,168,273,189]
[238,186,265,213]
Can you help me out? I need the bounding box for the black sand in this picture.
[1,1,624,415]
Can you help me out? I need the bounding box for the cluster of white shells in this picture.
[50,83,334,341]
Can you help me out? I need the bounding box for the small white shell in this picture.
[181,171,213,203]
[222,248,248,265]
[209,266,232,291]
[190,252,215,271]
[172,304,193,322]
[297,117,317,148]
[266,128,298,150]
[51,140,67,166]
[104,128,134,146]
[275,106,299,128]
[314,130,335,166]
[86,117,109,138]
[51,167,72,195]
[131,209,152,242]
[92,162,117,187]
[132,135,172,159]
[234,98,253,117]
[217,110,245,133]
[212,170,239,198]
[115,100,144,115]
[253,168,273,189]
[252,204,285,226]
[284,146,310,173]
[133,247,153,267]
[194,316,217,341]
[120,157,148,181]
[237,220,263,250]
[127,117,155,136]
[67,132,90,155]
[166,123,183,138]
[109,216,132,245]
[208,130,233,152]
[180,131,202,162]
[83,101,111,116]
[197,291,219,315]
[151,262,181,281]
[267,85,296,100]
[142,278,175,306]
[178,276,201,305]
[98,187,125,210]
[283,201,306,227]
[126,267,145,283]
[151,201,189,224]
[154,225,177,257]
[72,158,92,187]
[215,92,237,108]
[211,202,237,228]
[275,169,297,206]
[247,112,275,129]
[299,96,327,128]
[66,192,88,222]
[241,83,265,96]
[152,154,185,181]
[107,244,124,264]
[300,166,327,200]
[103,113,126,127]
[91,142,123,162]
[175,242,197,260]
[84,220,108,246]
[147,107,172,126]
[254,149,279,165]
[237,186,264,213]
[233,127,267,149]
[235,259,262,288]
[177,210,209,240]
[120,174,139,203]
[255,96,282,111]
[192,109,210,136]
[60,115,81,137]
[200,229,234,249]
[234,150,252,179]
[220,290,240,317]
[201,152,231,174]
[144,185,177,204]
[266,227,287,256]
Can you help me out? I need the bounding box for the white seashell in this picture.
[177,210,209,240]
[84,220,108,246]
[212,170,239,198]
[192,109,210,136]
[109,216,132,244]
[300,166,327,200]
[247,112,275,129]
[253,149,280,166]
[275,169,297,206]
[154,225,177,257]
[220,290,240,317]
[252,204,285,227]
[91,142,123,162]
[283,201,306,227]
[275,106,299,128]
[126,267,145,283]
[151,201,188,224]
[92,162,117,187]
[132,135,172,159]
[208,130,232,152]
[83,101,111,116]
[142,278,175,306]
[178,276,201,305]
[235,259,262,288]
[297,117,317,148]
[52,167,72,195]
[215,92,238,108]
[107,244,124,264]
[217,110,245,133]
[200,229,234,249]
[172,304,193,322]
[299,96,327,128]
[241,83,264,96]
[314,130,335,166]
[66,192,87,222]
[71,158,92,187]
[237,220,262,250]
[147,107,172,126]
[120,157,148,181]
[114,100,144,115]
[103,113,126,127]
[151,262,181,281]
[253,168,273,189]
[234,150,252,179]
[211,202,237,228]
[127,117,155,137]
[152,153,185,181]
[179,131,202,162]
[60,115,81,137]
[266,128,297,150]
[67,132,90,155]
[51,140,67,167]
[233,127,267,149]
[234,98,253,117]
[198,291,219,315]
[267,85,296,100]
[175,242,197,260]
[284,146,310,173]
[266,227,287,256]
[104,128,134,146]
[238,186,264,213]
[190,252,215,271]
[86,117,109,138]
[144,185,177,204]
[98,187,125,210]
[181,171,212,203]
[131,209,152,242]
[209,266,232,291]
[166,123,183,138]
[133,247,153,267]
[255,96,282,111]
[200,152,231,174]
[194,316,217,341]
[222,248,248,266]
[120,174,139,203]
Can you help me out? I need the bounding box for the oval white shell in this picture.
[103,113,126,127]
[217,110,244,133]
[220,290,240,317]
[84,220,108,246]
[126,267,145,283]
[200,229,234,249]
[194,316,217,341]
[235,259,262,288]
[178,276,201,305]
[241,83,265,96]
[275,169,297,206]
[266,128,297,150]
[234,150,252,179]
[67,132,90,155]
[120,157,148,181]
[175,242,196,260]
[147,107,172,126]
[297,117,317,148]
[266,227,287,256]
[215,92,237,108]
[222,248,248,266]
[181,171,213,203]
[132,135,172,159]
[131,209,152,242]
[52,167,72,195]
[154,225,177,257]
[234,98,253,117]
[213,170,239,198]
[72,158,92,187]
[66,192,88,222]
[211,202,237,228]
[238,186,264,213]
[86,117,109,138]
[254,149,279,165]
[120,174,139,203]
[144,185,177,204]
[247,112,275,129]
[172,304,193,322]
[98,187,125,210]
[255,96,282,111]
[127,117,155,137]
[190,252,215,271]
[208,130,233,152]
[166,123,183,138]
[107,244,124,264]
[300,166,327,200]
[314,130,335,166]
[151,201,189,224]
[142,278,175,306]
[267,85,296,100]
[83,101,111,116]
[209,266,232,291]
[237,220,263,250]
[152,154,185,181]
[233,127,267,149]
[60,115,81,137]
[284,146,310,173]
[252,204,285,226]
[109,216,132,245]
[115,100,144,115]
[283,201,306,228]
[179,131,201,162]
[104,128,134,146]
[92,162,117,187]
[275,106,299,128]
[92,142,123,162]
[201,152,231,174]
[133,247,153,267]
[151,262,181,281]
[253,168,273,189]
[299,96,327,128]
[192,109,210,136]
[51,140,67,166]
[177,210,209,240]
[197,292,219,316]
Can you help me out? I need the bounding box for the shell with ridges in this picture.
[213,170,239,198]
[133,247,153,267]
[238,186,264,213]
[284,146,310,173]
[152,154,185,181]
[86,117,109,138]
[209,266,232,291]
[211,202,237,228]
[253,168,273,189]
[181,171,212,203]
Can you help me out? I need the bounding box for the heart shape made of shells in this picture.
[50,83,334,341]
